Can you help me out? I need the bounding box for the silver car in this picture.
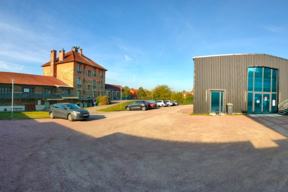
[49,103,90,121]
[156,100,167,107]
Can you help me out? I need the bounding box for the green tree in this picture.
[123,86,131,97]
[138,87,146,99]
[153,85,171,100]
[172,91,185,104]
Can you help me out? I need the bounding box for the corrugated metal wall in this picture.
[193,54,288,114]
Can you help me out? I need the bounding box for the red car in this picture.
[145,102,156,109]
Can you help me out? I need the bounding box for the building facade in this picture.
[0,72,74,111]
[193,54,288,114]
[41,47,107,108]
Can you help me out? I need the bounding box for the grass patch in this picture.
[0,111,50,119]
[97,101,133,112]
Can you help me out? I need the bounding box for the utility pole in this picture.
[11,79,15,117]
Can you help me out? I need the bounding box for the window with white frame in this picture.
[87,85,90,91]
[93,91,95,97]
[100,70,103,78]
[100,91,102,96]
[100,81,103,88]
[93,68,96,76]
[88,70,91,78]
[78,63,81,72]
[77,90,80,98]
[77,77,81,86]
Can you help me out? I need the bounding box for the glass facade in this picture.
[247,93,253,113]
[247,67,278,113]
[254,67,263,92]
[263,68,271,92]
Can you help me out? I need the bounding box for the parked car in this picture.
[173,101,179,106]
[146,101,156,109]
[126,101,148,111]
[49,103,90,121]
[165,100,174,106]
[146,100,158,107]
[156,100,167,107]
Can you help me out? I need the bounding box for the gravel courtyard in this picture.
[1,105,288,191]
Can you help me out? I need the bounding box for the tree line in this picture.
[122,85,193,105]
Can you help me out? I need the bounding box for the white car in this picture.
[165,100,173,106]
[157,100,167,107]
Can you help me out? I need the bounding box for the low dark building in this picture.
[193,54,288,114]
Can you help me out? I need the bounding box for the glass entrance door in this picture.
[254,94,262,113]
[211,92,223,113]
[263,94,270,113]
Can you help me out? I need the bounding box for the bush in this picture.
[99,96,109,105]
[185,96,194,104]
[107,96,111,104]
[96,96,102,103]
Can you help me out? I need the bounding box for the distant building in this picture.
[130,88,139,98]
[183,88,194,98]
[105,84,124,100]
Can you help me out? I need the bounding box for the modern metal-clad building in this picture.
[193,54,288,114]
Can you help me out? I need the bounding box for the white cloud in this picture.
[262,25,284,34]
[0,61,24,72]
[125,55,132,60]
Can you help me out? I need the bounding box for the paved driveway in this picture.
[1,105,288,191]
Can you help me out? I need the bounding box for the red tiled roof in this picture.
[183,88,194,95]
[0,72,70,87]
[41,50,107,71]
[130,89,139,97]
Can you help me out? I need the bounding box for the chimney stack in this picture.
[50,50,57,77]
[59,49,65,61]
[80,48,82,55]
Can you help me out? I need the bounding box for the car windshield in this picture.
[65,104,81,109]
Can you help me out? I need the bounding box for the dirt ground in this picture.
[1,105,288,191]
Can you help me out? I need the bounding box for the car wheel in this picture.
[68,114,74,122]
[142,107,146,111]
[126,107,130,111]
[50,112,54,119]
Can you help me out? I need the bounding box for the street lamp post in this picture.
[11,79,15,117]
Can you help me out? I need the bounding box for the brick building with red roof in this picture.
[41,47,107,107]
[0,46,108,111]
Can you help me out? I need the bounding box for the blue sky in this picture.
[0,0,287,92]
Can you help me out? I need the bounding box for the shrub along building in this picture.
[0,47,107,111]
[193,54,288,115]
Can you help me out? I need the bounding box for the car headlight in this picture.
[73,111,81,115]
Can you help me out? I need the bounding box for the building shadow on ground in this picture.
[2,118,288,191]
